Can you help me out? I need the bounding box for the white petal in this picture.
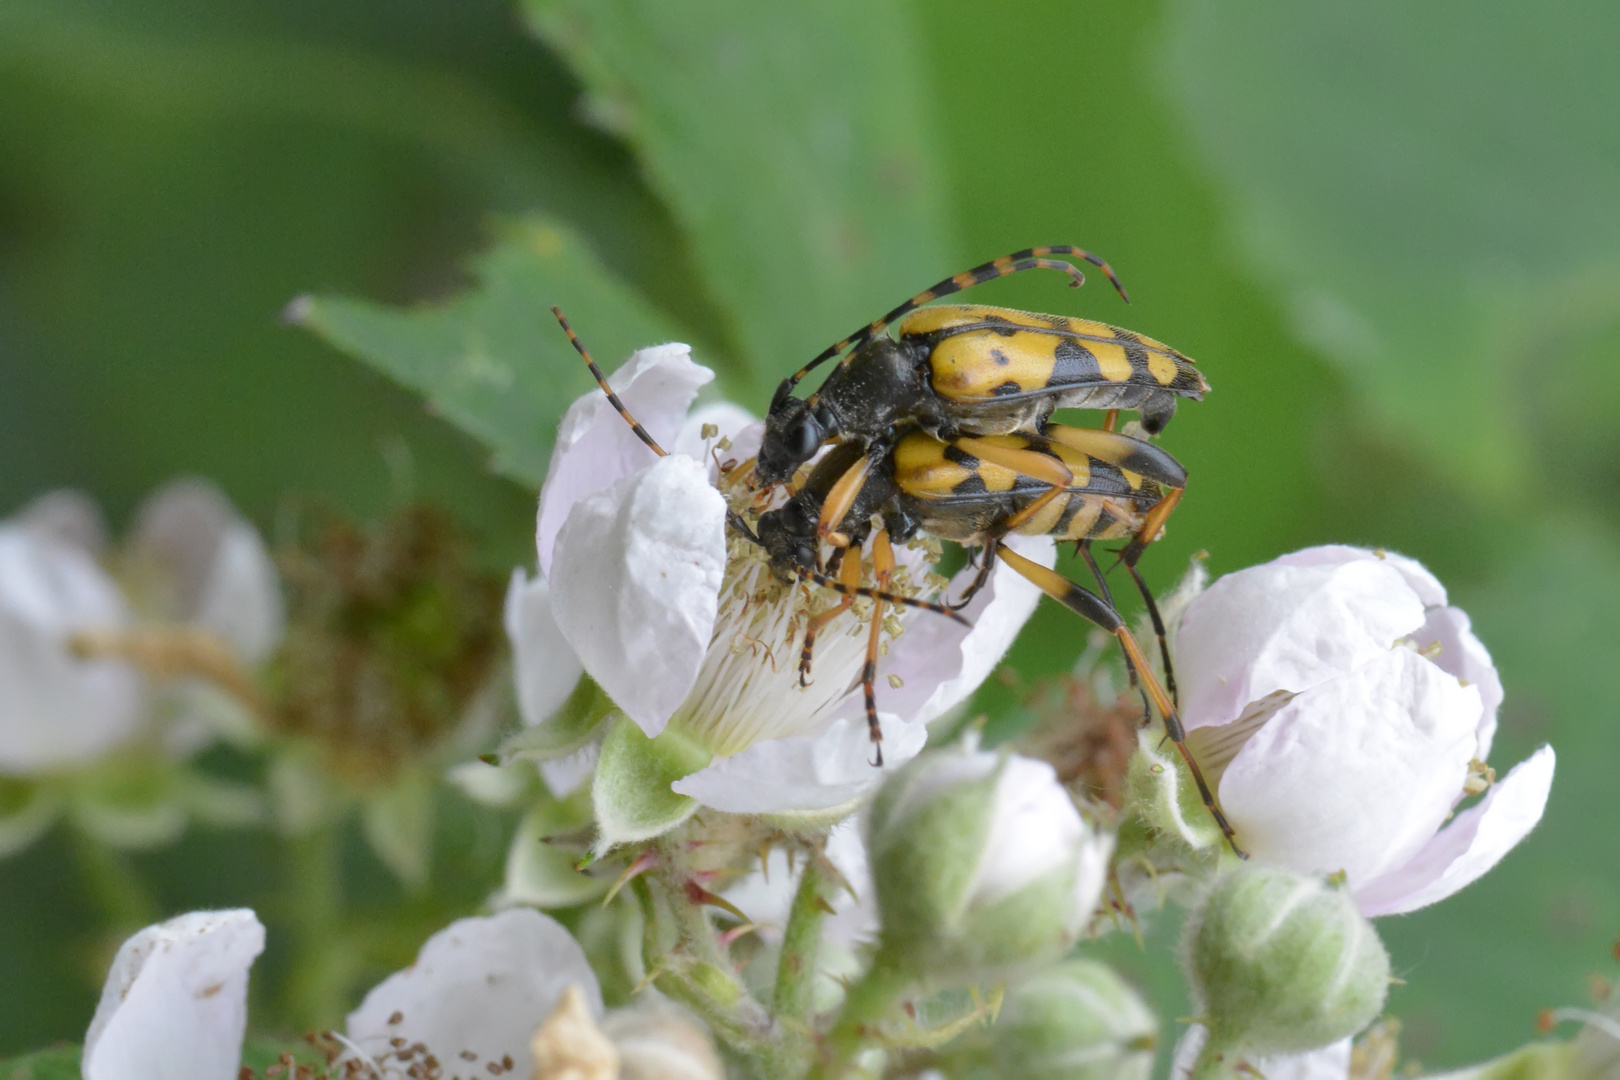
[1218,649,1481,886]
[539,740,600,798]
[720,821,876,947]
[969,754,1085,903]
[863,534,1052,727]
[1412,606,1503,760]
[346,909,601,1075]
[1355,746,1555,917]
[670,714,926,814]
[504,569,584,727]
[0,526,142,773]
[1273,544,1447,607]
[17,489,106,553]
[550,455,727,738]
[674,402,760,466]
[1178,557,1429,732]
[128,480,282,661]
[193,523,284,664]
[83,909,265,1080]
[1172,1025,1351,1080]
[535,344,712,574]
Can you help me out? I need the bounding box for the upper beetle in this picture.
[754,246,1208,487]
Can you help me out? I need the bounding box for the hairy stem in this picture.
[772,852,837,1022]
[805,950,913,1080]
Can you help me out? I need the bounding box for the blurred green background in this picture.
[2,0,1616,1069]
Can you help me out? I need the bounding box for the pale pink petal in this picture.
[1412,606,1503,760]
[550,455,727,738]
[670,714,926,814]
[1355,746,1555,917]
[503,569,583,728]
[856,534,1053,727]
[536,344,711,574]
[1178,558,1428,732]
[1273,544,1447,607]
[346,909,600,1076]
[1172,1025,1351,1080]
[1218,650,1481,887]
[0,526,142,773]
[83,909,265,1080]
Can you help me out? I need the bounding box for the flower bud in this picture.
[940,959,1157,1080]
[1183,865,1389,1060]
[866,746,1113,981]
[601,1000,723,1080]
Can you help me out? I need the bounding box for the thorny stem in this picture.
[633,874,778,1070]
[805,949,913,1080]
[773,851,838,1023]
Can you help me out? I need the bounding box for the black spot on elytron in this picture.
[990,380,1023,397]
[950,472,989,497]
[1052,338,1103,386]
[943,444,979,468]
[991,347,1012,367]
[1117,329,1153,382]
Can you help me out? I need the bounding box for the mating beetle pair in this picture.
[553,245,1237,853]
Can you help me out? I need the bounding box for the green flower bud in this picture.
[940,959,1157,1080]
[1183,865,1389,1060]
[866,746,1113,982]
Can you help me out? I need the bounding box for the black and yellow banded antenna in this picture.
[549,307,969,630]
[775,245,1131,405]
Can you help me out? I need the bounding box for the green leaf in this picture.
[525,0,957,382]
[359,771,437,889]
[1160,0,1620,498]
[0,1047,79,1080]
[591,713,710,852]
[293,217,692,488]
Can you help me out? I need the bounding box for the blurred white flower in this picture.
[125,478,284,665]
[0,510,142,775]
[82,909,265,1080]
[507,343,1047,818]
[84,906,711,1080]
[866,745,1114,980]
[1176,545,1554,915]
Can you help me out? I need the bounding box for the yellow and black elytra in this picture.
[754,425,1242,856]
[754,245,1209,487]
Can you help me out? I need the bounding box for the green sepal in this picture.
[591,713,710,853]
[499,677,613,763]
[1126,729,1224,855]
[359,769,436,888]
[500,787,605,908]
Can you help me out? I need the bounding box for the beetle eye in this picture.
[786,416,820,458]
